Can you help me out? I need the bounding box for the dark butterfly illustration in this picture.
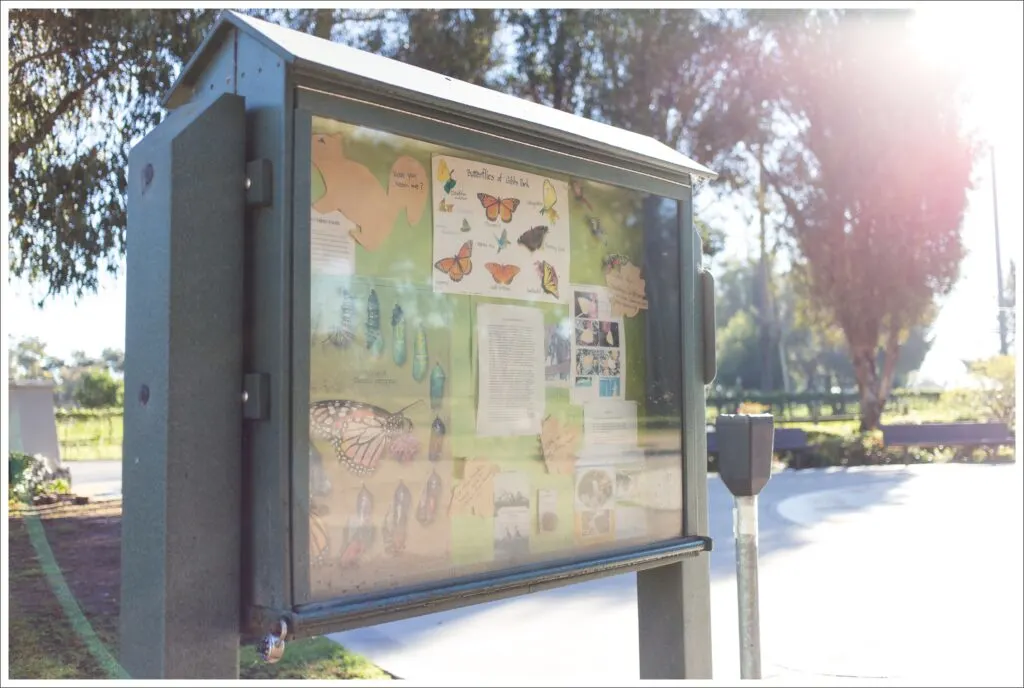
[518,225,549,252]
[309,399,419,476]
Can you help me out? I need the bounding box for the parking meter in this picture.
[715,413,775,679]
[717,414,775,497]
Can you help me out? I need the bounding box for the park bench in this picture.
[706,427,810,468]
[881,422,1015,464]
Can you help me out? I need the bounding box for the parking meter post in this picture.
[715,414,775,681]
[734,494,761,679]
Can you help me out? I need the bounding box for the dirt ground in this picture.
[7,500,387,680]
[7,501,122,679]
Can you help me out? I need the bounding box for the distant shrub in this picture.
[8,452,73,504]
[788,431,942,470]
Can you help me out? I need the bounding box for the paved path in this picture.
[69,459,1023,683]
[67,460,121,500]
[328,463,1024,684]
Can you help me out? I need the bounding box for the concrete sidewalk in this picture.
[329,464,1024,684]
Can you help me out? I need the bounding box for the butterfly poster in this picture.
[431,154,570,303]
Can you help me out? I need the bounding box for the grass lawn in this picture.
[57,415,122,461]
[6,500,389,680]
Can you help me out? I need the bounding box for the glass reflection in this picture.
[305,115,687,603]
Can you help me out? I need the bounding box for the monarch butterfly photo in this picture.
[540,179,559,223]
[309,399,419,476]
[485,262,522,286]
[434,240,473,282]
[536,260,560,299]
[477,193,521,223]
[517,225,549,252]
[436,158,457,194]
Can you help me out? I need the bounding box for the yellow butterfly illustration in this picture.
[536,260,559,299]
[437,159,457,194]
[540,179,559,223]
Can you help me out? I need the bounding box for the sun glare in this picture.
[910,3,1024,148]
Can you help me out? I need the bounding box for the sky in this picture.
[5,3,1023,388]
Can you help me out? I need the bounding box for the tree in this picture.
[101,347,126,374]
[965,355,1016,430]
[74,369,123,408]
[8,336,52,380]
[761,10,976,430]
[712,259,934,393]
[397,10,503,85]
[8,9,218,301]
[9,9,511,300]
[508,9,763,186]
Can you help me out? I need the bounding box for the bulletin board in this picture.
[304,115,686,602]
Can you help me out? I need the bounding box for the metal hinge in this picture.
[242,373,270,420]
[245,159,273,209]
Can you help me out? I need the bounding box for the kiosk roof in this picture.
[165,11,717,181]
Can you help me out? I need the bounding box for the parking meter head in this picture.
[715,414,774,497]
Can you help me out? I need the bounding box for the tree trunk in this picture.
[852,346,884,432]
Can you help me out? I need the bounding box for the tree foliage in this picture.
[8,9,216,300]
[758,10,976,429]
[713,260,933,392]
[74,368,123,408]
[964,355,1016,430]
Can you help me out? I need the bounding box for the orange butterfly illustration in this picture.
[477,193,521,223]
[434,240,474,282]
[485,262,521,286]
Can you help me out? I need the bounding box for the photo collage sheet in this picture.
[306,115,683,602]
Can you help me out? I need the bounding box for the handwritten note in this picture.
[449,459,501,517]
[605,261,648,318]
[389,156,428,225]
[310,133,427,252]
[540,415,580,475]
